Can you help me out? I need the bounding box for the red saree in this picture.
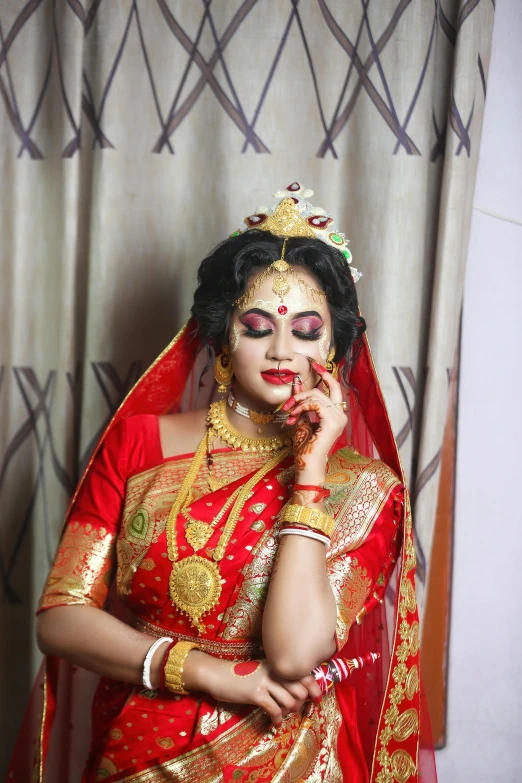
[7,318,436,783]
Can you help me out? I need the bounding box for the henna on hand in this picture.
[293,409,321,472]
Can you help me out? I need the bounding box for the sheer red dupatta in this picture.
[7,317,436,783]
[340,338,437,782]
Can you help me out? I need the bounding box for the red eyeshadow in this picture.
[292,316,323,332]
[241,314,273,331]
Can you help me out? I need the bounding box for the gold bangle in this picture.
[164,641,199,695]
[280,504,335,538]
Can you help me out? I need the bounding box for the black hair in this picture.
[191,230,366,379]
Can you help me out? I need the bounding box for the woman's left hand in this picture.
[282,360,347,478]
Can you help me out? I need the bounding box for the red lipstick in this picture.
[261,368,296,385]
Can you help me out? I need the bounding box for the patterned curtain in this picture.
[0,0,494,771]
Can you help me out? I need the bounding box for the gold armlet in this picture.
[164,641,199,695]
[280,504,335,538]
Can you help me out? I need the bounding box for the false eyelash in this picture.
[243,327,273,338]
[243,327,323,341]
[291,329,322,341]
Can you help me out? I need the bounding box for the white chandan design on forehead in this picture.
[238,298,319,320]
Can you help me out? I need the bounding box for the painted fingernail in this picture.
[312,695,322,706]
[294,374,303,384]
[286,416,296,425]
[282,396,296,411]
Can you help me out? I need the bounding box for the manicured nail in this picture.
[282,396,296,411]
[312,695,322,706]
[286,416,297,425]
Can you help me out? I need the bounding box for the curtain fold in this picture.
[0,0,494,773]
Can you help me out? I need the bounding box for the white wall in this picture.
[436,2,522,781]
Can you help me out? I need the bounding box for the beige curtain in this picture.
[0,0,494,772]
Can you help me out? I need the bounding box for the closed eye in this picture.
[292,315,324,340]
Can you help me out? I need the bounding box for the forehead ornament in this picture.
[233,182,361,311]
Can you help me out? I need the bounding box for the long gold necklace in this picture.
[166,401,293,632]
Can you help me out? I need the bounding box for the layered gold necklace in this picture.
[166,399,293,633]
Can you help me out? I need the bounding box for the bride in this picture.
[8,183,435,783]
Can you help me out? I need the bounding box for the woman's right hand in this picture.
[183,651,322,728]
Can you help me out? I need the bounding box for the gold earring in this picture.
[325,347,339,383]
[214,348,233,393]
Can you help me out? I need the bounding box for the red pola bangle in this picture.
[292,484,331,503]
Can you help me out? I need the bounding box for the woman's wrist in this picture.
[180,649,209,691]
[294,466,327,486]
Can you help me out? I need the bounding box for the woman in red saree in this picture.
[7,183,436,783]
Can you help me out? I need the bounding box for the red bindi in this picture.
[277,305,288,315]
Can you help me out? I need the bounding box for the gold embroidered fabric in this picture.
[40,450,269,612]
[117,450,269,595]
[38,521,115,611]
[111,689,344,783]
[326,448,400,557]
[328,556,373,648]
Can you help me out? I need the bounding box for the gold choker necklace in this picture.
[227,392,288,430]
[208,399,294,453]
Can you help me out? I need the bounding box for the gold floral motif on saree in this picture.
[38,521,115,610]
[327,555,372,648]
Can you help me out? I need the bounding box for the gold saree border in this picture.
[370,494,420,782]
[326,452,401,559]
[133,617,263,660]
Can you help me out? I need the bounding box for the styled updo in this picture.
[191,230,366,377]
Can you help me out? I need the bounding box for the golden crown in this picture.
[231,181,361,283]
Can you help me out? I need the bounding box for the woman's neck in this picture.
[225,384,292,439]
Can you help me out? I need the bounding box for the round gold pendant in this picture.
[169,555,222,632]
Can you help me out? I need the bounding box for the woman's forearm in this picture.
[262,470,338,679]
[37,605,169,687]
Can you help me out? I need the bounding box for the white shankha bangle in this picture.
[142,637,172,690]
[279,528,330,547]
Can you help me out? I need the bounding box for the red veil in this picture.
[8,318,437,783]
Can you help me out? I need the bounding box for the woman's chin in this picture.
[233,383,292,409]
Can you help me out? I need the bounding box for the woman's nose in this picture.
[266,329,295,363]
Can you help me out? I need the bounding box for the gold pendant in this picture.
[272,273,290,299]
[249,410,274,426]
[169,555,222,633]
[208,473,225,492]
[185,520,214,551]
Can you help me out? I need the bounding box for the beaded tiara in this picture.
[232,181,361,283]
